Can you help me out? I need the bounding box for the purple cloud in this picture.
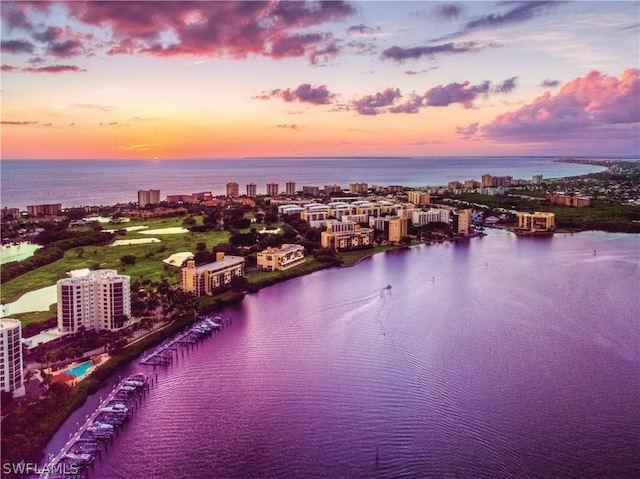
[456,122,479,139]
[353,88,401,115]
[433,4,463,21]
[1,39,34,54]
[424,81,490,108]
[2,64,87,73]
[494,77,517,94]
[389,95,423,114]
[381,41,484,62]
[464,1,558,31]
[540,79,560,88]
[258,84,336,105]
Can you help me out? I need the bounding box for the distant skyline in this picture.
[1,1,639,159]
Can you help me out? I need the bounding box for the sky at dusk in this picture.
[1,1,639,159]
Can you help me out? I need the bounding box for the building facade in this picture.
[516,212,556,233]
[226,182,239,198]
[257,244,306,271]
[388,216,408,243]
[138,189,160,207]
[182,253,245,296]
[27,204,62,216]
[266,183,279,196]
[547,194,591,207]
[0,318,25,397]
[57,270,132,333]
[246,183,257,197]
[285,182,296,196]
[321,221,374,251]
[452,209,471,235]
[407,191,431,206]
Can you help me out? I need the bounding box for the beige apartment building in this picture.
[246,183,257,197]
[452,209,471,235]
[257,244,306,271]
[388,216,408,243]
[285,182,296,196]
[516,212,555,233]
[321,221,374,251]
[546,194,591,207]
[138,189,160,207]
[266,183,279,196]
[182,253,245,296]
[407,191,431,206]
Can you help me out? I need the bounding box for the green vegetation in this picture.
[452,193,640,233]
[0,216,230,305]
[339,245,397,266]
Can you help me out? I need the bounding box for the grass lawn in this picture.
[339,245,397,266]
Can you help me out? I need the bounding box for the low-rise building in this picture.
[321,221,374,251]
[547,193,591,207]
[516,212,555,233]
[27,203,62,216]
[182,253,245,296]
[257,244,306,271]
[408,191,430,206]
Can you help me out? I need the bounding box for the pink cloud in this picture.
[483,69,640,150]
[61,1,354,62]
[484,68,640,138]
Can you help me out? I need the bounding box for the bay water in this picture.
[42,230,639,478]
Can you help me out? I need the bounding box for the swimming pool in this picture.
[63,361,93,377]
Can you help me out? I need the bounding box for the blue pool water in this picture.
[63,361,93,377]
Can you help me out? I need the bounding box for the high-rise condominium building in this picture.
[138,189,160,207]
[226,182,239,198]
[57,270,132,333]
[0,318,25,397]
[246,183,257,197]
[285,182,296,196]
[266,183,279,196]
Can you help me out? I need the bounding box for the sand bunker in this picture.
[105,225,149,233]
[85,217,131,224]
[1,285,57,317]
[111,238,160,246]
[259,227,281,234]
[140,227,189,235]
[163,252,194,267]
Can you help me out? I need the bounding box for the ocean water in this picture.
[42,230,640,479]
[0,157,607,209]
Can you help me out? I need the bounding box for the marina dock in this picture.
[38,373,150,479]
[139,316,224,366]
